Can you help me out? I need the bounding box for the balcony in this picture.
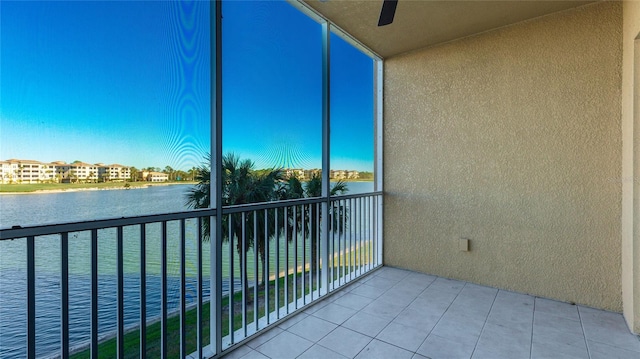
[3,0,640,358]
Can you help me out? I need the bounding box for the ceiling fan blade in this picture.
[378,0,398,26]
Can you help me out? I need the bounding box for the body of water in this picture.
[0,181,374,357]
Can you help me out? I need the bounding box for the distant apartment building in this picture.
[304,169,322,179]
[330,170,347,180]
[98,164,130,182]
[282,168,359,180]
[0,159,130,184]
[284,168,306,180]
[141,171,168,182]
[0,161,17,183]
[0,159,48,184]
[60,162,100,183]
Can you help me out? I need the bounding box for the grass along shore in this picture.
[68,270,321,359]
[67,248,374,358]
[0,181,195,194]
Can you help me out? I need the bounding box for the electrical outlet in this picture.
[459,238,470,252]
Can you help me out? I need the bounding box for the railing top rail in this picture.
[211,191,382,214]
[0,208,217,240]
[221,196,326,214]
[0,191,383,240]
[330,191,383,200]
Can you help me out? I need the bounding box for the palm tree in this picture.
[70,169,78,183]
[164,166,174,181]
[129,167,139,182]
[189,166,198,181]
[186,153,283,300]
[17,164,23,184]
[278,173,348,278]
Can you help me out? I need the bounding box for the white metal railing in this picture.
[0,192,382,358]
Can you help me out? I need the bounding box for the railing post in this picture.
[315,203,321,297]
[293,205,298,308]
[301,205,306,305]
[61,232,69,359]
[139,224,147,359]
[253,211,258,332]
[377,194,383,267]
[91,229,98,359]
[179,219,187,358]
[264,209,269,325]
[196,218,203,359]
[275,208,280,320]
[228,215,234,345]
[117,226,124,359]
[160,222,167,359]
[27,236,35,359]
[284,207,289,311]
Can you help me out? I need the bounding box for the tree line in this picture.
[126,166,199,182]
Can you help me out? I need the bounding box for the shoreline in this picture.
[0,179,373,195]
[0,182,195,195]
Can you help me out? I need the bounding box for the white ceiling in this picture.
[302,0,597,58]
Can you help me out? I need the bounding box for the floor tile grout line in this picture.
[365,336,424,357]
[409,279,478,358]
[325,273,389,359]
[469,286,500,359]
[288,314,339,343]
[311,340,356,359]
[576,306,593,359]
[354,270,423,357]
[267,330,313,358]
[292,322,347,359]
[529,297,536,359]
[388,273,439,356]
[349,336,375,358]
[350,271,440,357]
[576,327,640,355]
[301,269,405,358]
[347,270,429,357]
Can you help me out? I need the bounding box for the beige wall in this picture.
[622,0,640,333]
[384,2,623,312]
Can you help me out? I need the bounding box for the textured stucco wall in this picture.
[622,0,640,332]
[384,2,623,311]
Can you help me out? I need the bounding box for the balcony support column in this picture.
[210,0,224,354]
[374,59,384,266]
[623,0,640,335]
[631,33,640,334]
[321,21,330,296]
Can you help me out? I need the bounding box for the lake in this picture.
[0,181,374,357]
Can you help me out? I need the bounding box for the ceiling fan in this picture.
[378,0,398,26]
[318,0,398,27]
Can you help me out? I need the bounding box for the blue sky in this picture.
[1,0,374,172]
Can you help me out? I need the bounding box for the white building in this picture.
[0,159,131,184]
[98,164,130,182]
[142,171,168,182]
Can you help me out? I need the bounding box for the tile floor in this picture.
[223,266,640,359]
